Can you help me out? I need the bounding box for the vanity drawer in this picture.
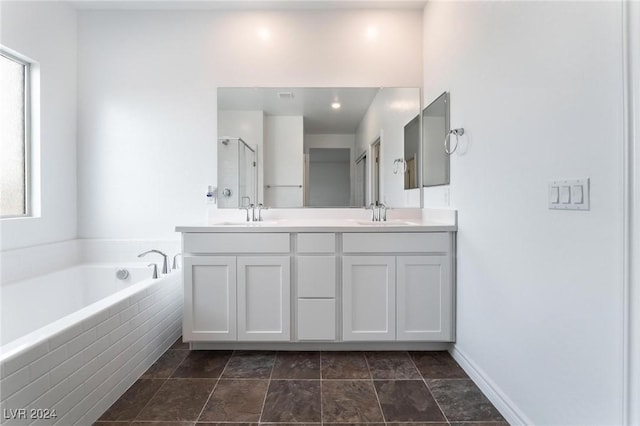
[183,233,290,254]
[342,232,450,253]
[297,233,335,253]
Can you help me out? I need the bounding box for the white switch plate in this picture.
[549,178,590,210]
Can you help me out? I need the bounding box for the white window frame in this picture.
[1,49,31,218]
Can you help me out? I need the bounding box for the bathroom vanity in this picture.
[176,215,457,348]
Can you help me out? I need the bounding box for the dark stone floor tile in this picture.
[374,380,446,422]
[384,423,448,426]
[322,380,384,423]
[199,379,269,422]
[136,379,216,421]
[94,422,131,425]
[365,352,421,379]
[142,349,190,379]
[322,424,385,426]
[99,379,164,421]
[171,350,232,378]
[197,423,258,426]
[321,352,370,379]
[428,379,505,423]
[449,423,509,426]
[260,380,321,422]
[170,336,190,350]
[410,351,468,379]
[221,351,276,379]
[271,351,320,379]
[131,422,194,426]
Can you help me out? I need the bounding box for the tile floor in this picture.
[94,338,508,425]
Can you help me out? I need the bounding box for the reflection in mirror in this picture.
[217,137,257,208]
[422,92,450,187]
[403,114,420,189]
[217,87,420,208]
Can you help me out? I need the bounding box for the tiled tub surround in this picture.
[0,239,182,425]
[95,345,508,425]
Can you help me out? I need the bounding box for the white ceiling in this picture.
[218,87,381,134]
[68,0,427,10]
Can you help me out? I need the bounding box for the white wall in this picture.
[77,9,422,238]
[264,115,304,207]
[355,87,421,208]
[305,134,355,204]
[0,1,77,250]
[422,2,625,424]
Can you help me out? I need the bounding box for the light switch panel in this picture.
[549,178,590,210]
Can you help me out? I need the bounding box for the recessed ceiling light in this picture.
[257,27,271,41]
[331,102,341,109]
[366,26,379,40]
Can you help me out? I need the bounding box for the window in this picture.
[0,51,30,217]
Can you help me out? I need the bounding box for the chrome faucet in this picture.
[367,202,387,222]
[256,203,268,221]
[240,204,253,222]
[378,203,388,222]
[138,250,169,274]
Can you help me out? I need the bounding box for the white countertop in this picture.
[175,217,457,233]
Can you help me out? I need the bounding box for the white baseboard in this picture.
[449,345,533,426]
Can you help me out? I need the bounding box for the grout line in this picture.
[364,352,387,423]
[258,350,277,423]
[407,352,450,424]
[320,351,324,424]
[193,349,233,423]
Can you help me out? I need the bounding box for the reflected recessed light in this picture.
[331,102,341,109]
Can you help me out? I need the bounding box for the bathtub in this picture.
[0,261,182,425]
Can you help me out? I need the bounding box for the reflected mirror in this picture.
[217,87,420,208]
[403,114,420,189]
[422,92,450,187]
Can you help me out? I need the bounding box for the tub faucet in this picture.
[138,250,169,274]
[147,263,159,279]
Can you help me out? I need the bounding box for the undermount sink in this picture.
[354,220,419,226]
[210,220,282,226]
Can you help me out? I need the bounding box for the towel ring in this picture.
[445,128,465,155]
[393,158,407,174]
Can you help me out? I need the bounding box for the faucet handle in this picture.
[147,263,159,279]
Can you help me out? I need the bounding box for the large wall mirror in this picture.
[217,87,421,208]
[422,91,450,187]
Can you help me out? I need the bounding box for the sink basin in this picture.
[210,220,282,226]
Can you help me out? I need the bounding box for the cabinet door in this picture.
[343,256,396,341]
[397,255,453,341]
[237,256,291,341]
[183,256,236,341]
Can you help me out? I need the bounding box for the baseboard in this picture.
[449,345,533,426]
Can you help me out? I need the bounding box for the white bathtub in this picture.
[0,261,182,425]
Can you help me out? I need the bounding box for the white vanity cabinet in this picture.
[182,233,291,342]
[342,232,454,342]
[179,226,456,346]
